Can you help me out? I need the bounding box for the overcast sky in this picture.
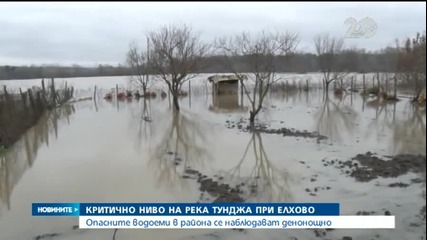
[0,2,425,67]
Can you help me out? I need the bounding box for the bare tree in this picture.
[147,24,210,111]
[314,33,348,94]
[126,41,149,95]
[396,32,426,101]
[217,31,299,126]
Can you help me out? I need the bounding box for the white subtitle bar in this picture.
[79,216,395,229]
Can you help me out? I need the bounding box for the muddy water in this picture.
[0,76,426,240]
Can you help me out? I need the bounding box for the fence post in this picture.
[394,75,397,97]
[363,74,366,94]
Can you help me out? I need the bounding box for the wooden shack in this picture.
[208,75,247,95]
[208,74,248,113]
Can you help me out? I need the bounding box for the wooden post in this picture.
[94,85,98,112]
[240,80,243,105]
[28,89,35,109]
[115,84,119,110]
[306,79,309,91]
[168,89,171,108]
[146,37,150,85]
[93,85,97,102]
[351,76,354,93]
[393,100,396,122]
[3,86,8,102]
[70,86,74,98]
[363,74,366,94]
[372,75,375,88]
[188,81,191,108]
[362,94,365,112]
[385,74,389,94]
[36,91,42,114]
[394,75,397,97]
[19,88,27,106]
[376,72,380,91]
[51,78,56,107]
[41,78,45,93]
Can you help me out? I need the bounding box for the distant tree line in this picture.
[0,48,403,80]
[0,64,129,80]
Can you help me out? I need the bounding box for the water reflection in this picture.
[209,93,247,113]
[0,105,75,215]
[392,103,426,155]
[219,132,293,202]
[129,98,155,151]
[314,95,358,141]
[362,97,426,155]
[364,97,398,128]
[149,110,213,190]
[269,90,327,108]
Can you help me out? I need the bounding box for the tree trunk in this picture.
[142,84,147,95]
[249,111,256,128]
[249,106,261,127]
[172,94,180,111]
[325,81,330,95]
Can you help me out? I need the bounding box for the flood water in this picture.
[0,75,425,240]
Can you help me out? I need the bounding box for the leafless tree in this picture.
[217,31,299,126]
[314,33,348,94]
[147,24,210,111]
[396,32,426,100]
[126,41,149,95]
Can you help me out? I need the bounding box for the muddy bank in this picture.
[183,168,245,203]
[33,225,81,240]
[183,168,250,233]
[323,152,426,182]
[225,119,327,141]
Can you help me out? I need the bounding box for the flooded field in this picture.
[0,75,425,240]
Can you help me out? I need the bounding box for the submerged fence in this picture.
[0,78,73,148]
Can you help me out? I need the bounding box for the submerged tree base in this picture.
[225,119,327,141]
[183,168,245,203]
[323,152,426,182]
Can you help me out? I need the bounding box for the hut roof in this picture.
[208,74,247,84]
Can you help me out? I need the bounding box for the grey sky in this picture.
[0,2,425,67]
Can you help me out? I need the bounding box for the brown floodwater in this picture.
[0,75,425,240]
